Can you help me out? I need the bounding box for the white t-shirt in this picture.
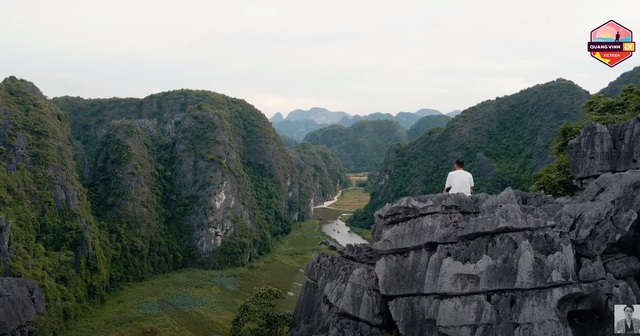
[445,170,474,196]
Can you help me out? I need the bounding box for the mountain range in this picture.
[270,107,459,141]
[0,78,349,333]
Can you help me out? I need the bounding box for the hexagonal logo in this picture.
[587,20,635,67]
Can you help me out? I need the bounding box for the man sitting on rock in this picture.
[443,159,474,196]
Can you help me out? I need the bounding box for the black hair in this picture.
[455,159,464,168]
[625,305,635,312]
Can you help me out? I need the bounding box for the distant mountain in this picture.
[280,134,299,148]
[337,112,395,127]
[303,119,408,172]
[414,108,442,117]
[271,107,446,141]
[598,65,640,98]
[270,112,285,124]
[394,112,424,129]
[446,109,462,117]
[273,119,328,142]
[350,78,591,229]
[286,107,350,124]
[407,114,452,140]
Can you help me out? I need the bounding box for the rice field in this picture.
[61,220,336,336]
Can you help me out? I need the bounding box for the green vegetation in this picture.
[231,286,291,336]
[531,84,640,197]
[60,220,336,336]
[289,142,350,216]
[303,119,408,172]
[350,79,591,229]
[597,65,640,98]
[330,188,370,211]
[0,77,110,333]
[406,114,451,140]
[0,77,349,334]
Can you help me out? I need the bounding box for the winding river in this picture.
[312,192,369,246]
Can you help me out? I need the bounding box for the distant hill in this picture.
[598,65,640,98]
[446,109,462,117]
[350,78,591,229]
[271,112,285,124]
[280,134,299,148]
[285,107,350,124]
[415,108,442,117]
[303,119,408,172]
[271,107,446,140]
[407,114,452,140]
[272,119,328,141]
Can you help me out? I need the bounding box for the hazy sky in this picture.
[1,0,639,118]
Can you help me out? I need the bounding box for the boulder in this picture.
[0,277,46,336]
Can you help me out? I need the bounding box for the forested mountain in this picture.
[280,134,299,148]
[350,78,591,229]
[598,65,640,97]
[273,119,328,141]
[0,77,113,332]
[406,114,452,140]
[303,119,408,172]
[270,108,446,140]
[284,107,350,124]
[446,109,462,117]
[0,77,348,333]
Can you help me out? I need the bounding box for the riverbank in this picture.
[60,188,371,336]
[313,187,372,244]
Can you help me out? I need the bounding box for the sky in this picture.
[1,0,639,118]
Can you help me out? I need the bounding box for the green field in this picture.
[330,187,370,211]
[61,187,372,336]
[61,220,336,336]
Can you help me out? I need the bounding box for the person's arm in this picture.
[443,173,451,193]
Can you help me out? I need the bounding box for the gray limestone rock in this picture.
[388,279,635,336]
[578,257,606,281]
[376,229,577,296]
[291,148,640,335]
[604,255,640,279]
[0,277,46,335]
[569,117,640,180]
[304,253,389,326]
[374,188,561,253]
[568,122,616,180]
[339,243,381,265]
[288,281,387,336]
[558,170,640,257]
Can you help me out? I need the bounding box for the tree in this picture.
[531,84,640,197]
[231,285,292,336]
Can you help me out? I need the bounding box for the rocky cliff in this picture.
[0,277,46,336]
[53,89,349,268]
[568,116,640,186]
[290,119,640,335]
[0,78,348,334]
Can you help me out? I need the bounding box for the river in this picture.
[312,192,369,246]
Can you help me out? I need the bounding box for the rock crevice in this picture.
[290,167,640,335]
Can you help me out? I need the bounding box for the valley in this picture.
[59,183,370,336]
